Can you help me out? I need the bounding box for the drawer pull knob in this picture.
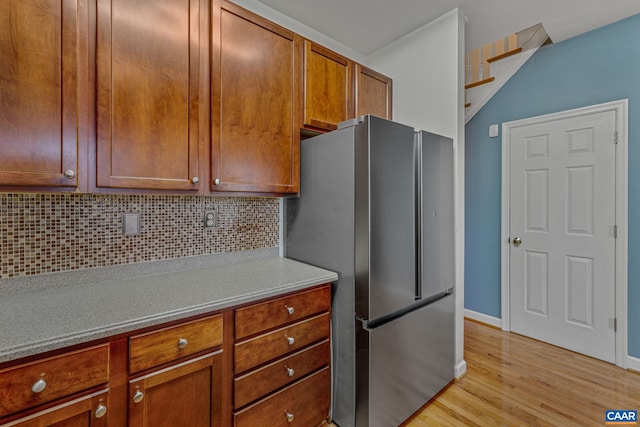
[285,366,295,377]
[31,378,47,393]
[286,336,295,345]
[133,390,144,403]
[191,176,199,184]
[285,305,295,315]
[95,404,107,418]
[178,338,188,349]
[285,411,295,423]
[63,170,76,179]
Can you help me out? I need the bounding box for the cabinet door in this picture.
[302,41,353,132]
[128,352,223,427]
[355,64,392,120]
[0,0,85,188]
[5,391,108,427]
[211,1,300,194]
[96,0,206,191]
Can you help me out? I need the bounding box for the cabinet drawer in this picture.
[234,367,330,427]
[235,285,330,340]
[234,340,330,409]
[129,314,223,374]
[234,313,330,374]
[0,344,109,417]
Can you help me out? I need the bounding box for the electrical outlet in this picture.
[204,210,217,228]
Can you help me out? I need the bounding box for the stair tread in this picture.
[487,47,523,63]
[465,77,495,90]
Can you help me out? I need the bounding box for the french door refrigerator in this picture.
[285,115,455,427]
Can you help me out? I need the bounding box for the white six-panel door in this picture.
[508,108,617,363]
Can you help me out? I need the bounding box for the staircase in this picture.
[465,24,551,124]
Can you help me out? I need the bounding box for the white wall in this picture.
[367,9,467,377]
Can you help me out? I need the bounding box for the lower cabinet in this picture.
[2,390,108,427]
[128,352,223,427]
[234,368,330,427]
[0,284,331,427]
[233,284,332,427]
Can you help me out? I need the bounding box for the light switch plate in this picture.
[123,213,140,235]
[489,124,499,138]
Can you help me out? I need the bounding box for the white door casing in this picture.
[501,100,628,368]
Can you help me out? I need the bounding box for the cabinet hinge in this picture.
[614,131,618,144]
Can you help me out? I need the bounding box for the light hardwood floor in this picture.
[406,319,640,426]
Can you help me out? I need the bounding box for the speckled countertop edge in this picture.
[0,250,338,364]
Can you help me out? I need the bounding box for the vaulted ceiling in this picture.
[258,0,640,55]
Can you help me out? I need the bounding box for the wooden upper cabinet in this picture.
[211,1,300,194]
[96,0,207,192]
[302,41,353,132]
[0,0,86,189]
[355,64,393,120]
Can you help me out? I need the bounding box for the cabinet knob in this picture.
[286,336,295,345]
[285,411,295,423]
[95,404,107,418]
[63,170,76,179]
[285,366,295,377]
[133,390,144,404]
[31,378,47,394]
[191,176,199,184]
[285,305,295,315]
[178,338,188,349]
[213,178,220,185]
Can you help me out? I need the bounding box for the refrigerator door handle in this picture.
[414,131,423,301]
[363,287,453,331]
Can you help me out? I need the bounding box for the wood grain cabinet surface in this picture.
[355,64,393,120]
[129,314,223,374]
[2,390,109,427]
[126,313,224,427]
[211,1,301,194]
[95,0,207,192]
[0,344,109,418]
[1,1,390,195]
[0,0,88,189]
[302,40,354,132]
[0,345,109,427]
[233,284,331,426]
[128,352,223,427]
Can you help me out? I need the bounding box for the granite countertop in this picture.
[0,249,338,364]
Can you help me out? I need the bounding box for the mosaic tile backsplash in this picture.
[0,193,280,279]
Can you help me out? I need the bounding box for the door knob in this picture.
[512,237,522,247]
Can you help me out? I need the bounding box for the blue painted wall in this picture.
[465,13,640,357]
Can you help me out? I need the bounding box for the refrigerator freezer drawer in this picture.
[356,293,454,427]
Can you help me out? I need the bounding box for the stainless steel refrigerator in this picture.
[285,115,455,427]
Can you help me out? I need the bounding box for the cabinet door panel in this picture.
[355,64,392,120]
[303,41,353,132]
[128,352,222,427]
[211,2,300,194]
[4,390,108,427]
[0,0,80,187]
[96,0,203,191]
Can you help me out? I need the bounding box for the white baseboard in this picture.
[627,355,640,372]
[454,360,467,379]
[464,309,502,328]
